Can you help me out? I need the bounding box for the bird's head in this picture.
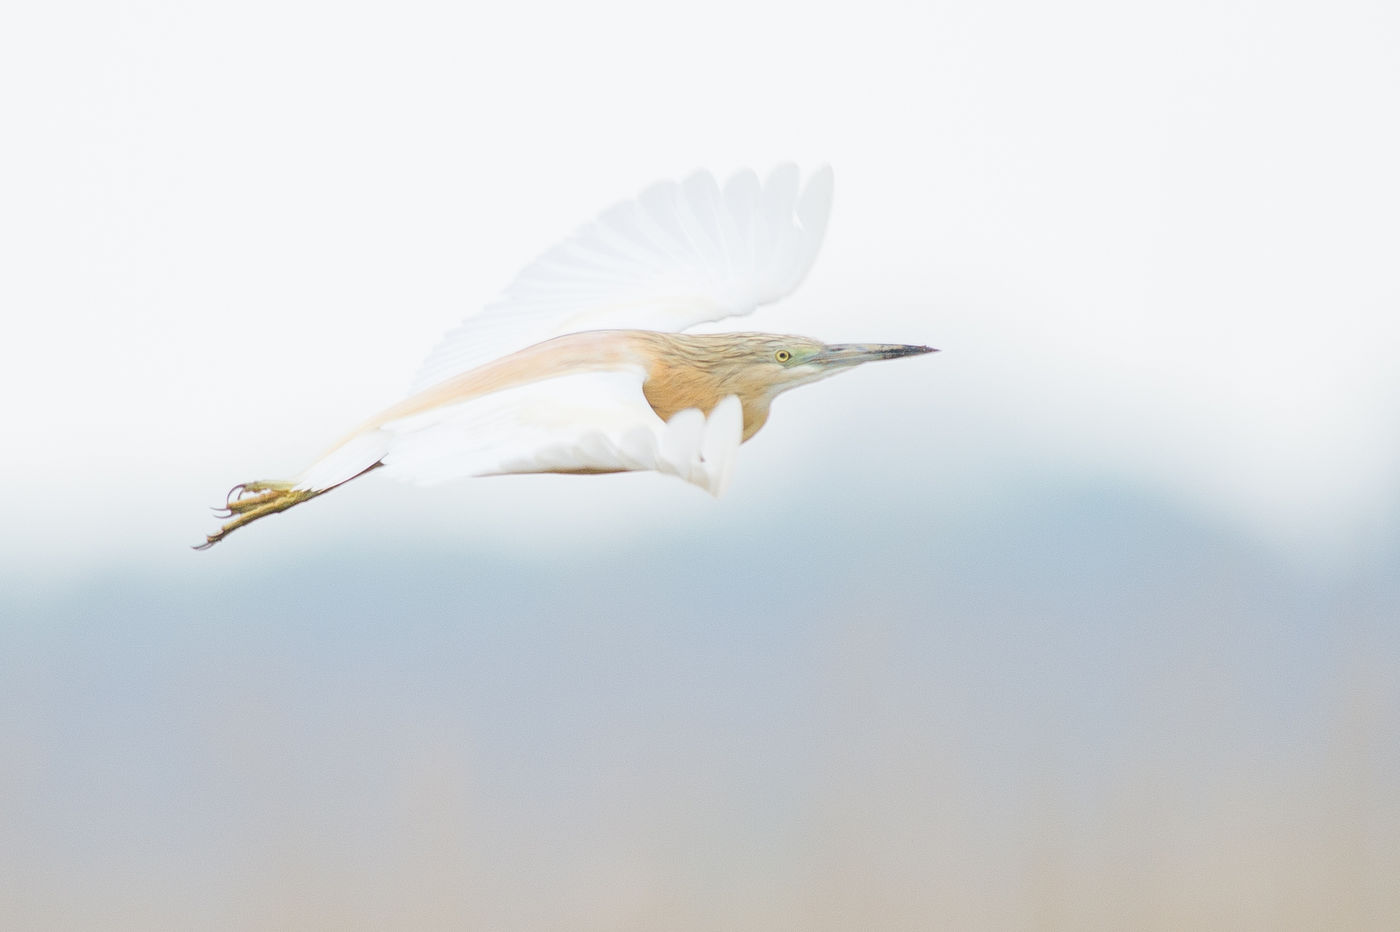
[716,333,938,400]
[642,332,937,440]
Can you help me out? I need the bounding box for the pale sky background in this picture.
[1,1,1398,929]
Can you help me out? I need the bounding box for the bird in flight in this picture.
[198,165,935,549]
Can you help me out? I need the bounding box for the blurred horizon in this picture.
[4,478,1399,928]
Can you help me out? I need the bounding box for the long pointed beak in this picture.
[813,343,938,368]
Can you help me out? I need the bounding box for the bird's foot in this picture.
[196,480,315,550]
[211,480,296,518]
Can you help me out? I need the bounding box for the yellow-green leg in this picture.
[195,480,321,550]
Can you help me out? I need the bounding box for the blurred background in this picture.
[2,1,1398,928]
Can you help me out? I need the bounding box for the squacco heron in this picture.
[198,165,934,549]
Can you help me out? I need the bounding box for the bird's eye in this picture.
[775,349,792,363]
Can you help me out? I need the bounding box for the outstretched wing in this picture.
[410,164,834,392]
[359,371,743,496]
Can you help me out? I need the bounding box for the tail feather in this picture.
[294,432,391,492]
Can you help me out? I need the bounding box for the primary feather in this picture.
[409,164,833,392]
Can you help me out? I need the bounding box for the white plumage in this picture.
[410,164,833,390]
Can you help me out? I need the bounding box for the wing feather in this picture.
[410,164,834,392]
[364,370,741,495]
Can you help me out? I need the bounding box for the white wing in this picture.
[410,164,834,392]
[323,371,744,496]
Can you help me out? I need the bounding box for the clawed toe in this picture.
[195,481,318,550]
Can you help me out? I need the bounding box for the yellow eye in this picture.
[775,349,792,363]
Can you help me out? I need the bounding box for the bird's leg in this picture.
[197,463,380,550]
[196,481,320,550]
